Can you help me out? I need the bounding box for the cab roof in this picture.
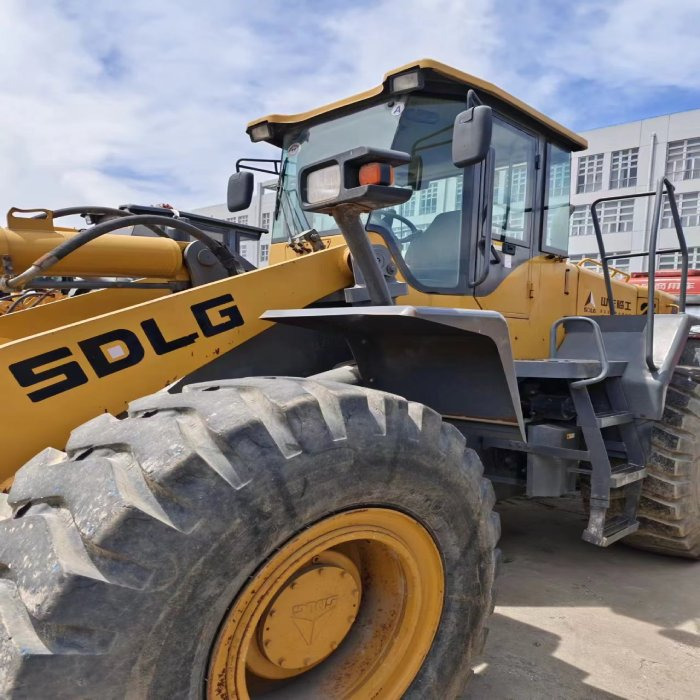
[247,58,587,151]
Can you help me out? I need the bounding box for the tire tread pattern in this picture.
[628,340,700,558]
[0,377,499,698]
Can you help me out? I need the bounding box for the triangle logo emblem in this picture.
[292,617,315,645]
[585,291,595,308]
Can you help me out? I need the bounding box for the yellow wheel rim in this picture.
[206,508,444,699]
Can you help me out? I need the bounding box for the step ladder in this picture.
[552,317,646,546]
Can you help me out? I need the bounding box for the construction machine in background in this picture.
[0,59,697,699]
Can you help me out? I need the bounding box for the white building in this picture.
[569,109,700,273]
[192,178,277,267]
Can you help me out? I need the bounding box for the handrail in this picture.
[575,257,631,281]
[645,179,664,371]
[470,147,496,287]
[550,316,609,388]
[589,177,688,372]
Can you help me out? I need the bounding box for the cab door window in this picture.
[369,95,467,290]
[542,143,572,254]
[491,119,537,244]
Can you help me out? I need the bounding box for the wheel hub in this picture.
[207,508,444,699]
[259,564,360,671]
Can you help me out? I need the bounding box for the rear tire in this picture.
[0,377,499,698]
[627,340,700,558]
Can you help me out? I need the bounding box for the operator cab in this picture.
[246,60,586,298]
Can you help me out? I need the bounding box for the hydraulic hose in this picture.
[33,206,170,237]
[3,214,245,290]
[35,206,137,220]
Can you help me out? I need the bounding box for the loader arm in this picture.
[0,244,351,482]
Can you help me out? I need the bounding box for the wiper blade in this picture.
[273,157,288,221]
[279,186,310,241]
[273,156,311,241]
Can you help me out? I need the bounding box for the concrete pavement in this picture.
[468,497,700,699]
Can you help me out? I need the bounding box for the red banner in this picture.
[629,271,700,295]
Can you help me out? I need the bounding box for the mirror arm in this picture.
[235,158,281,176]
[470,147,496,288]
[333,204,393,306]
[466,89,483,108]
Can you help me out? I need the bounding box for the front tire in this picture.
[0,377,499,698]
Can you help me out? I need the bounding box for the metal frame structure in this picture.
[591,177,689,370]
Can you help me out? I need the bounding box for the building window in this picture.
[544,144,571,252]
[570,206,592,236]
[657,246,700,270]
[576,153,604,193]
[610,148,638,189]
[571,200,634,235]
[661,191,700,229]
[237,215,248,225]
[568,253,598,269]
[666,138,700,182]
[454,174,463,209]
[597,199,635,233]
[610,252,631,272]
[418,181,439,215]
[260,244,269,262]
[569,252,630,272]
[549,158,570,198]
[509,163,528,209]
[399,194,416,217]
[261,212,270,229]
[492,161,529,235]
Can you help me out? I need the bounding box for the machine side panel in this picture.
[172,322,351,390]
[264,306,525,439]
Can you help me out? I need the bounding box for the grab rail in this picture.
[590,177,688,372]
[575,258,631,281]
[550,316,609,388]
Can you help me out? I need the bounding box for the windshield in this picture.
[271,100,404,241]
[272,94,467,288]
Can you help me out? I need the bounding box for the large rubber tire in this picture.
[626,340,700,558]
[0,377,499,699]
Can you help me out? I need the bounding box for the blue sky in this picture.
[1,0,698,213]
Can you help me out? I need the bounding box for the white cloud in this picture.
[551,0,700,89]
[0,0,697,215]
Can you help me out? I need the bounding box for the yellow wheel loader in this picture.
[0,59,697,699]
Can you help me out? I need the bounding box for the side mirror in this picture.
[452,105,493,168]
[227,171,254,212]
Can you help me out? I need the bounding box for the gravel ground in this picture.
[467,497,700,700]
